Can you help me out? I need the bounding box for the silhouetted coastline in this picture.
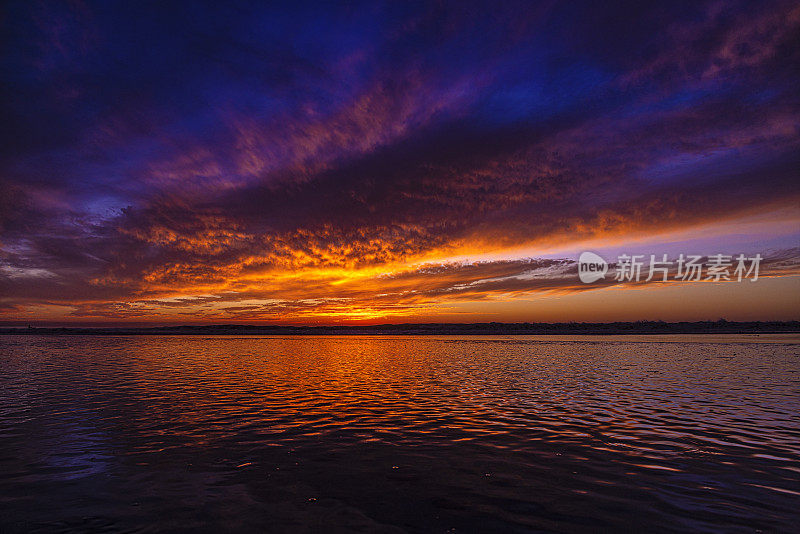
[1,321,798,336]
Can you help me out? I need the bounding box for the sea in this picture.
[1,335,798,532]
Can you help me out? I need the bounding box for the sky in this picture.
[1,0,799,325]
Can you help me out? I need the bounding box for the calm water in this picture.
[1,335,798,533]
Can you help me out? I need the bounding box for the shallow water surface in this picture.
[1,335,798,532]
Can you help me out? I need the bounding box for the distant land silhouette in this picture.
[1,321,798,336]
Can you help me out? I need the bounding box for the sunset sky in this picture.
[1,0,799,325]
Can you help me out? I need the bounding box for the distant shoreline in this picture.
[1,321,798,336]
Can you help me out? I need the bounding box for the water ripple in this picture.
[1,335,798,532]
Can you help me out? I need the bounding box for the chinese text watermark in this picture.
[578,252,762,284]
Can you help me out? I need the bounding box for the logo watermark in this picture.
[578,251,608,283]
[578,252,762,284]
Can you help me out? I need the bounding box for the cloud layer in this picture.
[1,0,799,323]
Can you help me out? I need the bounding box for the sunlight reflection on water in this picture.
[1,335,798,532]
